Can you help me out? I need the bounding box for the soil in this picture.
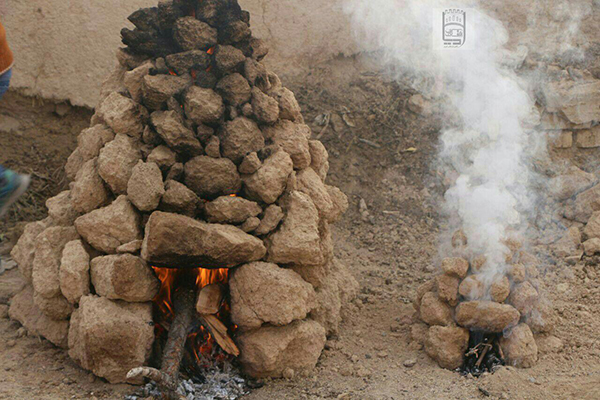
[0,60,599,400]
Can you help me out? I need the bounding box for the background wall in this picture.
[0,0,356,108]
[1,0,597,108]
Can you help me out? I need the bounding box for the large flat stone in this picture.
[141,211,266,268]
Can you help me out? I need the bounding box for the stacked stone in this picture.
[9,0,358,384]
[412,233,555,370]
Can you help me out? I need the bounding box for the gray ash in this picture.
[126,364,248,400]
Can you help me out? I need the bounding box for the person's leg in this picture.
[0,68,12,100]
[0,69,30,217]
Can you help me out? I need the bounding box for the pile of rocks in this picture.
[413,233,555,370]
[9,0,357,384]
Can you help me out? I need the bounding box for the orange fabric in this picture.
[0,19,14,76]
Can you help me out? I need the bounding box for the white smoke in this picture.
[344,0,543,276]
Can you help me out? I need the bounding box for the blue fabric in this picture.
[0,68,12,100]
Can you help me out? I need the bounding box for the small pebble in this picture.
[403,359,417,368]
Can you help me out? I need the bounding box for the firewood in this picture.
[199,314,240,356]
[196,284,224,314]
[127,288,195,400]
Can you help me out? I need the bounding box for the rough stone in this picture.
[526,298,556,334]
[9,286,69,348]
[184,86,224,125]
[458,275,485,300]
[65,125,115,181]
[267,191,323,266]
[91,254,159,302]
[549,166,596,200]
[419,292,453,326]
[123,61,153,102]
[490,275,511,303]
[59,240,90,304]
[568,183,600,223]
[205,196,262,224]
[184,156,241,199]
[326,185,349,224]
[413,279,435,311]
[296,167,335,220]
[237,320,326,378]
[583,237,600,255]
[507,263,527,284]
[33,291,73,320]
[141,211,266,268]
[241,217,260,233]
[11,220,49,282]
[238,152,261,175]
[71,158,111,214]
[173,17,217,51]
[98,134,142,195]
[216,73,252,107]
[508,281,539,315]
[46,190,79,226]
[74,196,142,254]
[255,204,284,236]
[271,87,302,122]
[159,180,199,217]
[441,257,469,278]
[151,110,202,154]
[205,136,221,158]
[116,240,143,254]
[142,74,192,110]
[96,92,144,138]
[500,323,538,368]
[230,262,316,330]
[147,145,177,171]
[165,50,210,74]
[542,79,600,125]
[68,296,154,383]
[584,211,600,239]
[330,257,359,304]
[263,121,311,169]
[310,274,342,336]
[251,87,279,124]
[425,326,469,370]
[242,150,293,204]
[32,226,79,300]
[219,117,265,164]
[435,275,459,306]
[455,301,520,332]
[127,161,165,212]
[214,45,245,73]
[309,140,329,181]
[576,127,600,148]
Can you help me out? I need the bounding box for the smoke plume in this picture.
[344,0,544,278]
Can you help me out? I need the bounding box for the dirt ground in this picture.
[0,60,599,400]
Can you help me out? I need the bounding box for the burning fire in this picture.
[152,266,231,368]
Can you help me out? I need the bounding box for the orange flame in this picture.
[207,47,215,55]
[152,266,232,366]
[168,69,178,76]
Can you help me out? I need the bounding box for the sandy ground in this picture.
[0,62,599,400]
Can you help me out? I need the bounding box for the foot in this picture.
[0,170,30,218]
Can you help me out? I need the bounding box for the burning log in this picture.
[196,283,224,314]
[127,288,196,400]
[198,314,240,357]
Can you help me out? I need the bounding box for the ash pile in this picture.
[412,232,555,372]
[8,0,359,392]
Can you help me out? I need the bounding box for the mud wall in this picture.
[1,0,597,108]
[0,0,356,108]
